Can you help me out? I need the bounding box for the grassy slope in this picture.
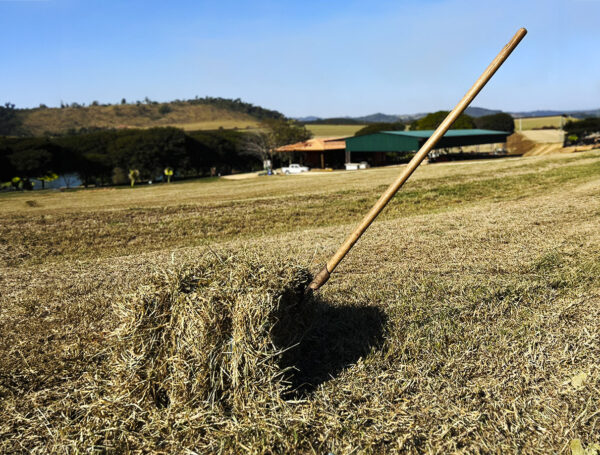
[306,123,366,137]
[18,103,259,135]
[1,151,600,453]
[514,115,576,130]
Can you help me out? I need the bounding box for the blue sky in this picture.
[1,0,599,117]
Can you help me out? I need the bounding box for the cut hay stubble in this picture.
[79,250,313,450]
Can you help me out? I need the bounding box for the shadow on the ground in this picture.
[274,296,387,396]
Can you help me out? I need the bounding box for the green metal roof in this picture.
[379,129,509,137]
[345,129,510,153]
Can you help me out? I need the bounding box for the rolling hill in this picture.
[9,98,284,136]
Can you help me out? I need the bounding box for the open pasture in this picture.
[514,115,575,131]
[305,123,366,137]
[1,151,600,453]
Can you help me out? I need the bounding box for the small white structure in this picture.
[344,162,370,171]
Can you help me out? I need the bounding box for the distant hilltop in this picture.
[0,97,285,136]
[297,106,600,124]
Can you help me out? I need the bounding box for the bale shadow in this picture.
[274,296,387,396]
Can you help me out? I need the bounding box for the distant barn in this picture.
[276,129,511,168]
[345,129,511,165]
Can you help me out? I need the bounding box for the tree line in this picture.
[409,111,515,133]
[1,120,311,190]
[563,117,600,145]
[352,112,516,137]
[0,103,22,136]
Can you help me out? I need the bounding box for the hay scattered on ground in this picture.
[1,251,319,452]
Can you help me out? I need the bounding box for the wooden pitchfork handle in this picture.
[308,27,527,292]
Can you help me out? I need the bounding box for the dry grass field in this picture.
[520,129,565,144]
[306,124,366,137]
[508,131,596,158]
[2,151,600,453]
[514,116,575,131]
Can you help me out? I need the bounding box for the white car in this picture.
[281,164,309,174]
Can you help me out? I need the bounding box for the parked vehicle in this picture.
[281,163,309,174]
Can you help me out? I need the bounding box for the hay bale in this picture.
[107,250,312,416]
[1,251,315,452]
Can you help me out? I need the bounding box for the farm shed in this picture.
[275,137,347,168]
[344,129,511,166]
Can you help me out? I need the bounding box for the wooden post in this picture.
[308,28,527,291]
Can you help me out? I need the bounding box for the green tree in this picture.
[267,119,312,146]
[411,111,475,130]
[242,119,312,165]
[0,102,22,136]
[354,122,405,136]
[186,96,284,121]
[38,172,59,189]
[51,144,79,181]
[474,113,515,133]
[564,118,600,137]
[7,140,54,177]
[158,104,172,115]
[8,148,52,190]
[242,131,273,163]
[76,152,113,186]
[54,130,117,186]
[112,167,128,185]
[128,169,140,187]
[10,176,21,190]
[186,129,253,175]
[109,128,188,180]
[164,167,174,183]
[3,137,79,188]
[0,141,16,182]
